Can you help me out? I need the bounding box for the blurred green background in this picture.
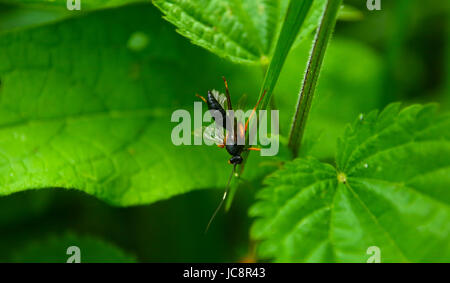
[0,0,448,262]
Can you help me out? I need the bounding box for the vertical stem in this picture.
[257,0,314,111]
[287,0,342,158]
[228,1,316,211]
[237,0,314,174]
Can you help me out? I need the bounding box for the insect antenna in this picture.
[222,76,233,111]
[205,164,236,233]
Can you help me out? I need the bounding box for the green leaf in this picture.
[0,4,64,34]
[0,1,147,33]
[292,0,327,46]
[0,4,234,205]
[250,103,450,262]
[276,37,384,159]
[152,0,325,65]
[152,0,268,64]
[1,0,143,10]
[12,233,136,263]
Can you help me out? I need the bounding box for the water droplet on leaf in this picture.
[127,31,149,52]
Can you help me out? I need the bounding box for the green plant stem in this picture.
[240,0,314,171]
[287,0,342,158]
[225,1,314,210]
[257,0,314,110]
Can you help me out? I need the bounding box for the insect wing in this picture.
[197,123,224,146]
[210,89,228,110]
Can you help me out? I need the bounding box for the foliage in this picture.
[0,5,237,206]
[12,233,136,263]
[153,0,326,64]
[287,0,342,157]
[0,0,448,263]
[250,104,450,262]
[3,0,142,10]
[276,38,383,159]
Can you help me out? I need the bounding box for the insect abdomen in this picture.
[207,91,228,129]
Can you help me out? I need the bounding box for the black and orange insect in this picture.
[196,77,266,231]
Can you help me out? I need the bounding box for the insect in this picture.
[196,77,266,231]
